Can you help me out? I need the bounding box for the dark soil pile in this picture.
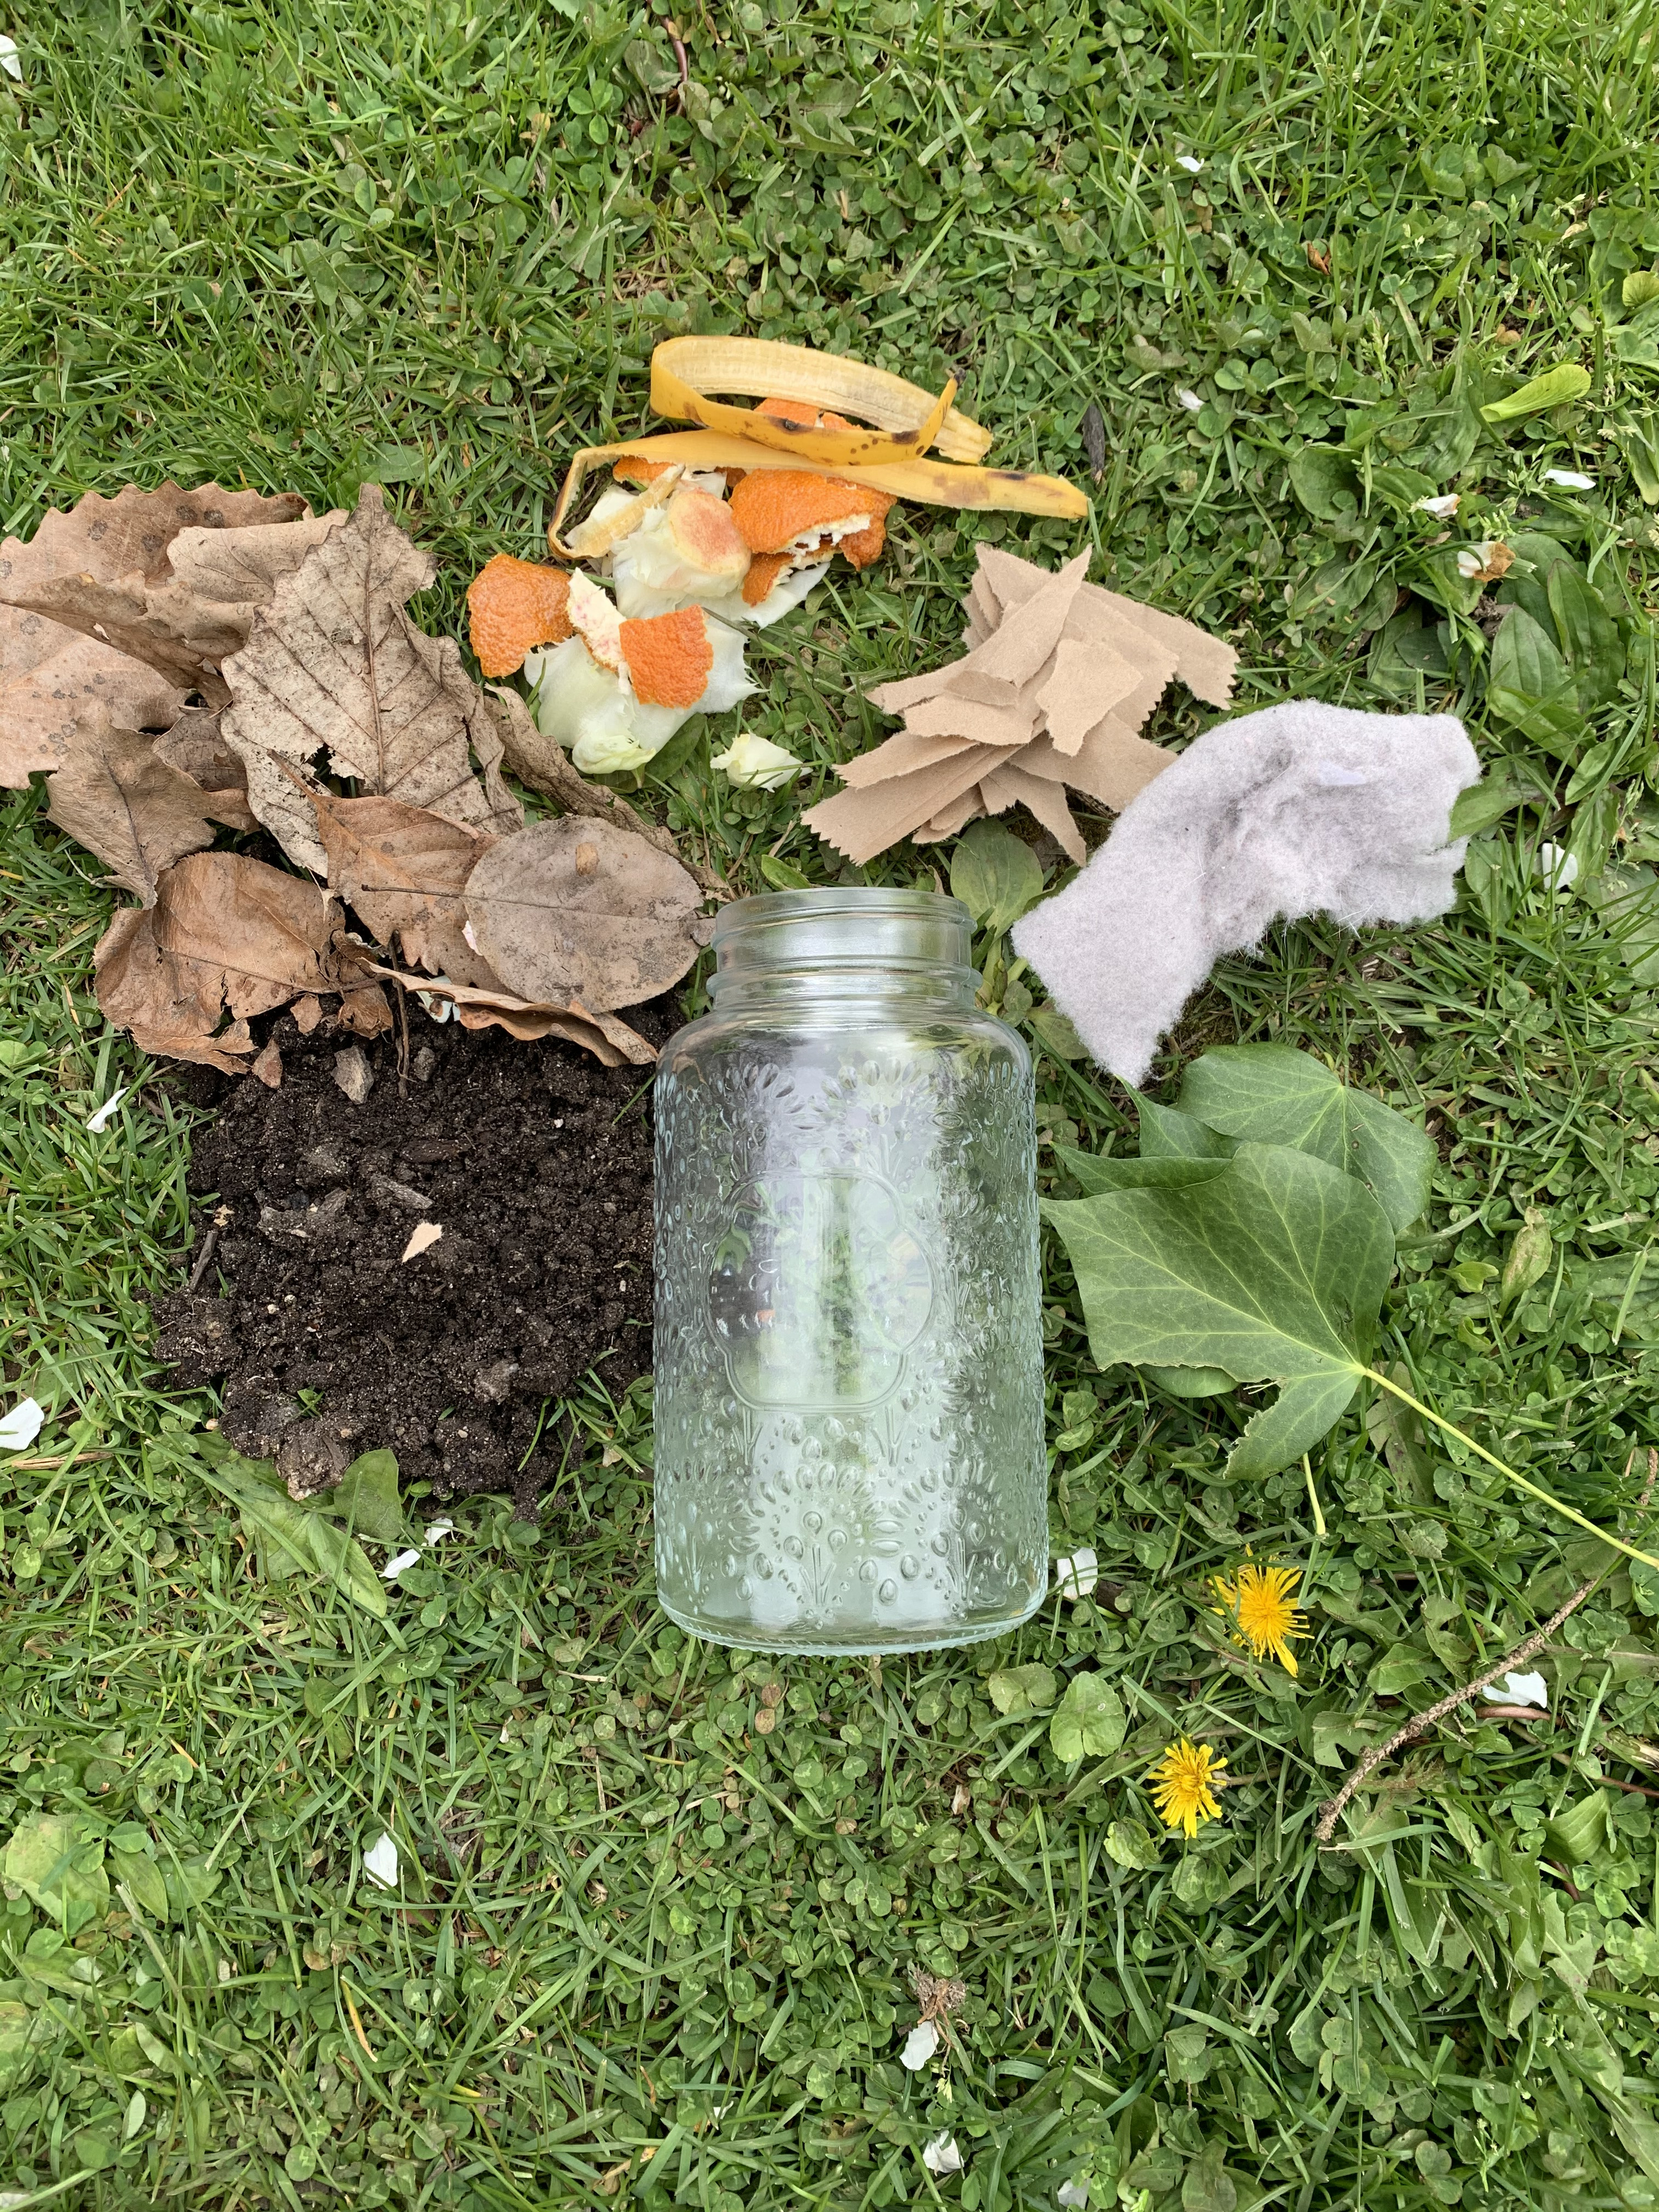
[155,1000,668,1515]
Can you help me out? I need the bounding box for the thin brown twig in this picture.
[1317,1447,1657,1844]
[185,1226,221,1294]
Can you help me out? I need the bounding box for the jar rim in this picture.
[712,887,972,940]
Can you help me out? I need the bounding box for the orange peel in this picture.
[728,469,894,556]
[466,555,573,679]
[742,552,793,608]
[620,607,714,709]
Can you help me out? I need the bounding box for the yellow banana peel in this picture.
[548,338,1087,555]
[652,335,992,464]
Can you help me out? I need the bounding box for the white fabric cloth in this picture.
[1012,703,1479,1085]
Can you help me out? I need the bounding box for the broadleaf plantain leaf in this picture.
[1176,1045,1435,1232]
[1044,1142,1395,1476]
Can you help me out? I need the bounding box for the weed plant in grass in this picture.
[4,0,1659,2205]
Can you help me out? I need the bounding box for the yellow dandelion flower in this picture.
[1211,1556,1307,1677]
[1147,1739,1227,1839]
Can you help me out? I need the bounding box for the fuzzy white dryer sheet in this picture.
[1011,703,1480,1086]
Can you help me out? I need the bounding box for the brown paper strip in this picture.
[911,787,987,843]
[1018,723,1176,814]
[979,762,1086,865]
[904,692,1035,748]
[837,727,974,788]
[1038,636,1144,756]
[944,549,1091,705]
[975,543,1236,707]
[803,744,998,864]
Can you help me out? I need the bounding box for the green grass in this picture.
[5,0,1659,2204]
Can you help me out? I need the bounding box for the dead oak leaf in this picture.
[220,484,522,875]
[94,851,341,1074]
[152,706,257,831]
[461,816,702,1014]
[1,481,306,592]
[0,636,185,788]
[311,791,500,988]
[7,509,347,702]
[46,711,250,901]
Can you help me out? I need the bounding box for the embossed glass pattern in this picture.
[653,888,1046,1653]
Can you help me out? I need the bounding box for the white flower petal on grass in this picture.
[1059,2183,1090,2209]
[900,2020,939,2069]
[1543,468,1594,489]
[1054,1547,1099,1601]
[1482,1669,1547,1709]
[1414,492,1460,518]
[1535,841,1578,892]
[0,1398,43,1451]
[1176,387,1204,413]
[86,1084,129,1133]
[923,2132,964,2176]
[0,35,19,81]
[710,730,802,791]
[1457,540,1498,579]
[381,1548,421,1581]
[425,1518,455,1544]
[1175,154,1204,173]
[362,1832,399,1889]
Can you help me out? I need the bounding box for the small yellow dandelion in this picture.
[1147,1739,1227,1839]
[1211,1556,1307,1677]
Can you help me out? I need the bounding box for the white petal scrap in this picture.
[0,1398,44,1451]
[900,2020,940,2070]
[86,1084,129,1133]
[1175,154,1204,173]
[1457,540,1499,579]
[1414,492,1460,518]
[711,731,802,791]
[1482,1669,1548,1710]
[1054,1546,1099,1601]
[362,1832,399,1889]
[1543,468,1594,490]
[400,1220,443,1262]
[425,1518,456,1544]
[0,34,19,80]
[923,2132,964,2176]
[1176,387,1204,414]
[1536,840,1578,892]
[381,1549,421,1581]
[1059,2183,1091,2209]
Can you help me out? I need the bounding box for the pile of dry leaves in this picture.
[1,481,719,1081]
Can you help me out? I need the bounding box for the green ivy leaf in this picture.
[987,1662,1057,1717]
[1175,1045,1437,1233]
[950,820,1046,933]
[1045,1142,1395,1477]
[1048,1672,1126,1763]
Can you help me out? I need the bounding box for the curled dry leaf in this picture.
[45,710,251,900]
[221,484,522,875]
[94,851,341,1075]
[462,816,702,1013]
[151,706,257,831]
[3,509,345,703]
[351,958,657,1068]
[487,685,729,898]
[310,789,500,988]
[1,481,302,788]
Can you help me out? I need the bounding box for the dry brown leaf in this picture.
[0,637,185,788]
[487,685,729,898]
[45,712,247,900]
[310,791,500,988]
[220,484,522,874]
[152,706,257,830]
[7,510,346,702]
[461,816,701,1013]
[2,482,305,592]
[94,851,341,1074]
[352,958,657,1066]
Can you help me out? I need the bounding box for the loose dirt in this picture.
[154,998,668,1515]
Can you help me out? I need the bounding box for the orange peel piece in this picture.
[466,555,572,678]
[728,470,894,555]
[741,552,793,607]
[757,396,858,435]
[620,607,714,708]
[838,517,887,571]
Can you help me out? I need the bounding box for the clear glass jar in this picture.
[652,888,1046,1654]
